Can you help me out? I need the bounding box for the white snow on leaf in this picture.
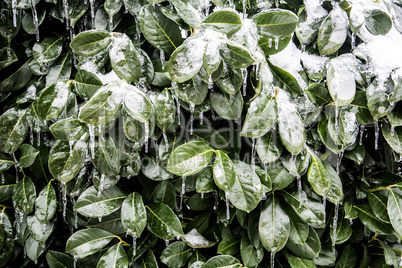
[183,228,215,248]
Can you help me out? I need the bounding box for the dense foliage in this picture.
[1,0,402,267]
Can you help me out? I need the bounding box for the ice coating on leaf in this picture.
[269,42,328,89]
[183,228,215,248]
[354,27,402,85]
[304,0,327,20]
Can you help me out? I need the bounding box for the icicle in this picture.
[37,132,40,147]
[163,132,169,152]
[165,240,170,246]
[109,16,113,31]
[63,0,69,30]
[12,0,17,27]
[74,210,78,229]
[89,0,95,28]
[181,29,188,39]
[200,193,204,199]
[98,217,102,222]
[208,75,214,95]
[349,218,353,225]
[88,125,95,158]
[180,176,186,210]
[323,197,327,211]
[144,122,149,153]
[15,166,19,183]
[351,32,356,51]
[268,38,273,48]
[98,174,105,198]
[359,125,364,146]
[1,173,4,184]
[274,36,280,50]
[189,104,195,135]
[332,204,339,245]
[337,146,345,175]
[391,125,395,136]
[131,237,137,257]
[213,191,219,210]
[334,106,340,143]
[61,182,67,220]
[301,43,306,52]
[23,246,27,258]
[242,68,248,96]
[261,192,267,200]
[176,96,181,126]
[29,128,34,145]
[11,153,20,182]
[127,175,131,180]
[73,256,77,268]
[242,0,247,19]
[133,15,141,45]
[154,139,160,164]
[374,120,379,150]
[160,50,165,65]
[297,176,302,197]
[69,140,74,157]
[225,191,230,220]
[251,138,256,174]
[30,0,40,41]
[199,112,203,125]
[270,252,275,268]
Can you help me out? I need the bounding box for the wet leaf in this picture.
[121,192,147,238]
[0,108,28,154]
[18,143,39,168]
[35,182,57,223]
[146,203,184,240]
[253,9,298,38]
[37,81,71,120]
[33,37,63,66]
[12,176,36,214]
[213,150,235,192]
[70,30,112,56]
[97,242,128,268]
[161,241,193,267]
[365,9,392,35]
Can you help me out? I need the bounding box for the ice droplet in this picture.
[337,146,345,175]
[37,132,41,147]
[30,0,40,41]
[61,182,67,220]
[200,192,204,199]
[89,0,95,28]
[180,176,186,210]
[88,125,95,159]
[332,204,339,245]
[12,0,17,27]
[165,240,170,246]
[199,112,203,125]
[163,132,169,152]
[29,128,34,145]
[98,217,102,222]
[271,252,275,268]
[160,50,165,65]
[351,32,356,51]
[63,0,70,30]
[1,173,4,184]
[359,125,364,146]
[374,120,379,150]
[144,121,149,153]
[213,191,219,210]
[225,191,230,220]
[391,125,395,136]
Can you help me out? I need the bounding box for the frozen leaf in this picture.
[33,37,63,66]
[18,143,39,168]
[35,182,57,223]
[121,192,147,238]
[146,203,184,240]
[253,9,298,38]
[70,30,112,56]
[0,108,28,154]
[12,176,36,214]
[97,242,128,268]
[201,10,242,35]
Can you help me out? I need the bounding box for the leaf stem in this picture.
[115,236,131,247]
[367,185,395,192]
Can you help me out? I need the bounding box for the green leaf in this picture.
[0,153,13,172]
[368,192,390,224]
[35,182,57,223]
[277,94,305,155]
[203,255,242,268]
[0,174,15,202]
[201,11,242,35]
[25,236,46,262]
[46,250,75,268]
[317,7,349,55]
[97,242,128,268]
[27,215,55,243]
[215,66,242,95]
[175,75,208,105]
[365,9,392,35]
[213,150,235,192]
[269,163,295,191]
[0,108,28,154]
[387,188,402,239]
[33,37,63,66]
[195,167,216,194]
[240,88,277,138]
[146,203,184,240]
[48,135,88,183]
[0,58,32,93]
[167,141,214,177]
[240,235,264,267]
[93,136,120,177]
[324,162,344,204]
[121,192,147,238]
[307,149,332,197]
[253,9,298,37]
[49,118,87,141]
[154,89,176,132]
[74,185,126,218]
[191,125,230,152]
[286,226,320,259]
[12,176,36,214]
[382,123,402,155]
[256,129,283,164]
[168,38,207,83]
[133,249,158,268]
[110,34,141,83]
[70,30,112,56]
[150,181,176,209]
[285,253,316,268]
[161,241,193,267]
[123,84,154,123]
[221,41,255,69]
[18,144,39,168]
[78,81,123,125]
[283,205,309,245]
[66,228,115,259]
[259,194,290,253]
[217,236,240,255]
[335,245,358,268]
[258,35,292,56]
[355,204,394,235]
[139,5,183,52]
[229,160,262,212]
[282,190,325,228]
[104,0,122,18]
[74,69,103,100]
[330,218,352,245]
[210,90,243,121]
[37,81,71,120]
[269,61,301,98]
[305,83,331,107]
[171,0,202,28]
[46,52,72,87]
[378,240,398,267]
[87,211,126,236]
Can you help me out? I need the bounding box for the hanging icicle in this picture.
[89,0,95,28]
[12,0,17,27]
[242,68,248,96]
[270,252,276,268]
[63,0,70,30]
[199,112,203,125]
[144,121,149,153]
[163,132,169,152]
[180,176,186,210]
[374,120,379,150]
[132,237,137,257]
[189,104,195,135]
[88,125,95,158]
[61,182,67,220]
[30,0,40,41]
[332,204,339,245]
[359,125,364,146]
[225,191,230,220]
[251,138,256,174]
